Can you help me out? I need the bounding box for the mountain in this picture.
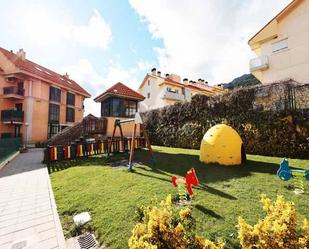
[221,74,261,89]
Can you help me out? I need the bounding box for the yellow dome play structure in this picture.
[199,124,245,166]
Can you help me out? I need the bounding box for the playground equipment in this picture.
[199,124,246,165]
[277,158,309,194]
[46,137,147,162]
[108,112,154,171]
[171,168,199,203]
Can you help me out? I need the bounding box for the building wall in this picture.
[0,74,25,137]
[0,75,86,143]
[138,75,189,112]
[139,75,164,112]
[251,0,309,83]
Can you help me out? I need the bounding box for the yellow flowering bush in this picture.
[129,195,224,249]
[238,194,309,249]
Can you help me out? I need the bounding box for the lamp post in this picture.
[25,122,29,149]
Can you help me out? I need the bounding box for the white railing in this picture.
[250,55,269,72]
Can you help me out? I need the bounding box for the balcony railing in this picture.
[250,55,269,72]
[3,86,25,98]
[1,110,24,123]
[161,89,185,101]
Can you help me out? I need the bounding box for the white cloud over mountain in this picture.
[129,0,292,83]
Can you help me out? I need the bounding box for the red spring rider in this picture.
[172,168,199,198]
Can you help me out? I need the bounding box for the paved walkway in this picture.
[0,149,66,249]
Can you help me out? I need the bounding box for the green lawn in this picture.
[50,146,309,248]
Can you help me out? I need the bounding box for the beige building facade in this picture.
[138,68,224,112]
[249,0,309,84]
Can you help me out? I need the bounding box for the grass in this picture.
[50,146,309,248]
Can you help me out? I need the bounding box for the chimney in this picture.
[157,71,161,77]
[16,49,26,60]
[183,78,188,84]
[198,79,203,84]
[201,79,205,83]
[165,73,170,78]
[64,72,69,78]
[151,68,157,76]
[189,80,193,84]
[204,81,208,85]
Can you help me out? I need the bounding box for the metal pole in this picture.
[128,124,136,171]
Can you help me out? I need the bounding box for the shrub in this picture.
[238,194,309,249]
[143,83,309,159]
[129,195,225,249]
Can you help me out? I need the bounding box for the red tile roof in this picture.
[139,73,224,95]
[186,84,214,93]
[94,82,145,102]
[0,47,91,97]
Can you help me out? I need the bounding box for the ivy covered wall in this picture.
[143,82,309,159]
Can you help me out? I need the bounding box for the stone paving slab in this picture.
[0,149,66,249]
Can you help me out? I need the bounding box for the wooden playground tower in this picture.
[108,112,154,170]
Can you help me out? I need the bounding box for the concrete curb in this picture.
[0,151,20,171]
[46,166,67,248]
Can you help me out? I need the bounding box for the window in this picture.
[101,98,121,117]
[112,98,121,117]
[148,80,150,86]
[49,86,61,102]
[101,97,137,118]
[49,103,60,123]
[272,38,288,53]
[101,100,111,117]
[66,107,75,122]
[147,93,150,98]
[124,100,137,117]
[48,123,61,139]
[67,92,75,106]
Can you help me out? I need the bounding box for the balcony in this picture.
[250,55,269,72]
[3,86,25,99]
[161,89,185,102]
[1,110,24,124]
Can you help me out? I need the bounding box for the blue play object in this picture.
[277,158,309,181]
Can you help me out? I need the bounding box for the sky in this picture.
[0,0,291,116]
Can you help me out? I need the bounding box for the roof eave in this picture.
[94,92,145,103]
[248,0,301,46]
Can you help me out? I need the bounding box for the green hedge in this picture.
[143,85,309,159]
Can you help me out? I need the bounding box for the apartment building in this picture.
[0,47,91,143]
[138,68,224,111]
[249,0,309,84]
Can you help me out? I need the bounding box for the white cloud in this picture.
[63,59,153,117]
[6,4,111,50]
[63,59,105,117]
[129,0,292,83]
[63,59,106,93]
[71,9,112,49]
